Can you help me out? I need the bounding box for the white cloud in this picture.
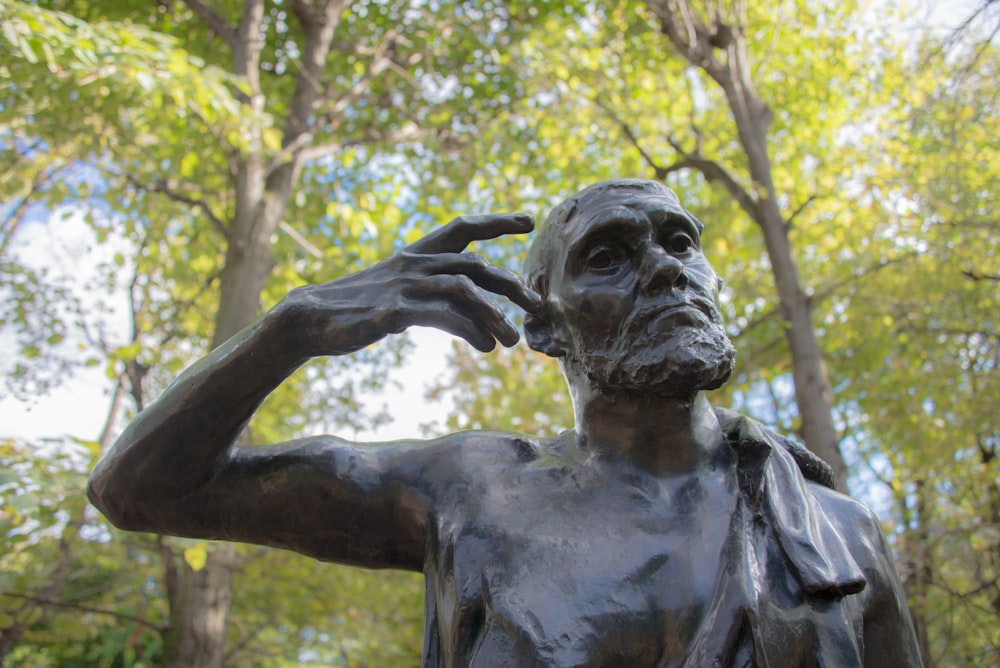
[1,207,129,441]
[1,207,455,445]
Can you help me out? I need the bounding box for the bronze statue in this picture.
[89,180,922,666]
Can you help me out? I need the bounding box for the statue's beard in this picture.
[567,309,737,397]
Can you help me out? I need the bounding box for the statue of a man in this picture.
[89,180,922,666]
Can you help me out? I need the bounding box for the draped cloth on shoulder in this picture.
[684,409,868,667]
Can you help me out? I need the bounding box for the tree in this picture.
[639,0,849,483]
[4,0,582,661]
[5,0,996,663]
[835,33,1000,665]
[1,0,536,663]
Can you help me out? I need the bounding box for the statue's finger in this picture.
[406,213,534,254]
[406,302,499,352]
[406,275,520,348]
[406,252,542,313]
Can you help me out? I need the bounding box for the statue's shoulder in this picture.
[389,430,561,509]
[714,407,837,489]
[711,409,898,598]
[806,479,885,538]
[713,406,883,531]
[391,429,555,477]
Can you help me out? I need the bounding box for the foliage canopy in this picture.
[1,0,997,665]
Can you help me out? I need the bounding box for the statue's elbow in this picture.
[86,462,150,532]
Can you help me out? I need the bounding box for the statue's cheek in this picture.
[684,262,720,295]
[571,288,631,328]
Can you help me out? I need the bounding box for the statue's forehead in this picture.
[558,189,688,241]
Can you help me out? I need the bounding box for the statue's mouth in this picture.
[624,296,722,339]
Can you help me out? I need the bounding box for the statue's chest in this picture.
[431,467,736,666]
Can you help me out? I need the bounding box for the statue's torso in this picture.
[419,433,866,667]
[427,453,733,666]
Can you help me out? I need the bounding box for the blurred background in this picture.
[0,0,996,665]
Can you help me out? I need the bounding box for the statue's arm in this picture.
[87,213,540,570]
[861,511,925,667]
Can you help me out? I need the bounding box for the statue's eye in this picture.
[666,233,695,254]
[585,244,625,271]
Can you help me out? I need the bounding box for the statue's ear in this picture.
[524,311,567,358]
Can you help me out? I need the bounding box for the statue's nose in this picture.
[641,244,687,295]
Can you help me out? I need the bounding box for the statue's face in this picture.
[546,188,735,395]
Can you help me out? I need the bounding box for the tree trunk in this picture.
[647,0,848,488]
[160,173,274,667]
[161,130,296,665]
[752,193,846,488]
[163,545,236,668]
[158,2,351,664]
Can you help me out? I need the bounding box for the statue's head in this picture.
[523,179,736,398]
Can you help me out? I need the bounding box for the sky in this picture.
[1,210,129,442]
[0,210,457,445]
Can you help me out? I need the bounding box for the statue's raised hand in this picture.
[278,213,542,357]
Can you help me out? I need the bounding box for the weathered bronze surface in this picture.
[89,180,922,666]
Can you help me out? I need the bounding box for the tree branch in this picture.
[125,175,227,237]
[895,323,999,341]
[265,130,318,174]
[946,0,1000,50]
[291,0,355,117]
[593,96,760,221]
[594,99,668,178]
[180,0,237,48]
[97,380,125,450]
[0,592,165,632]
[786,194,820,229]
[262,0,351,201]
[962,268,1000,282]
[314,27,402,122]
[1,158,67,257]
[731,299,783,339]
[284,137,326,166]
[734,251,921,339]
[295,120,429,166]
[0,138,44,187]
[660,144,760,221]
[223,0,265,104]
[278,220,323,259]
[327,40,397,58]
[287,0,317,26]
[975,432,997,465]
[338,122,429,153]
[945,218,999,230]
[647,0,725,79]
[267,21,415,177]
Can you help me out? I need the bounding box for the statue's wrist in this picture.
[259,298,316,366]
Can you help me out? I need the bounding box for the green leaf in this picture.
[179,152,198,178]
[183,545,207,572]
